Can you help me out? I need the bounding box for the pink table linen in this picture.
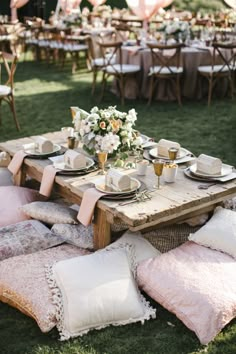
[77,187,105,226]
[8,150,27,175]
[39,165,57,198]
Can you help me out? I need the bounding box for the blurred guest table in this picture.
[115,42,231,100]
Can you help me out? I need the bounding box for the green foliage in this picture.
[171,0,226,12]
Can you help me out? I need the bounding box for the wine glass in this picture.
[97,151,108,175]
[152,159,165,189]
[168,147,179,165]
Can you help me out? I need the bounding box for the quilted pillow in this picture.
[189,206,236,258]
[21,202,78,225]
[51,224,93,250]
[137,241,236,345]
[106,230,161,263]
[48,247,156,340]
[0,244,90,332]
[0,220,65,261]
[0,186,40,227]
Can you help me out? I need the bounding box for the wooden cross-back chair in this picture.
[98,40,140,104]
[0,51,20,130]
[147,42,184,105]
[197,41,236,106]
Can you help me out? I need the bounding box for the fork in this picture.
[198,183,217,190]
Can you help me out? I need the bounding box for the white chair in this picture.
[98,40,140,104]
[197,42,236,106]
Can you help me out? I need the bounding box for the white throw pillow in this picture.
[47,247,156,340]
[188,206,236,258]
[106,231,161,263]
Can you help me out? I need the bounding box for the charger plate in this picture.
[95,177,141,195]
[189,163,233,178]
[53,157,95,172]
[24,144,61,156]
[149,147,189,160]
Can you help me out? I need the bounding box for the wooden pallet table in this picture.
[1,131,236,250]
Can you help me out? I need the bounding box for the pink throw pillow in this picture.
[0,186,40,227]
[137,241,236,345]
[0,244,90,332]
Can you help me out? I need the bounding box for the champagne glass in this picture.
[97,151,108,175]
[168,147,179,165]
[153,159,165,189]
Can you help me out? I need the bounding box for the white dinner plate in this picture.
[95,177,141,195]
[53,157,95,172]
[149,147,189,160]
[189,163,233,178]
[24,144,61,156]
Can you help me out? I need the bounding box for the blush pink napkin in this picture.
[77,188,105,226]
[39,165,57,198]
[8,150,27,175]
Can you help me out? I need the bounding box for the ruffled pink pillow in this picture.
[138,241,236,345]
[0,186,40,227]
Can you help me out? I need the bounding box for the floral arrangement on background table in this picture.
[159,20,191,42]
[72,106,142,158]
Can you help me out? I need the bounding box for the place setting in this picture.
[143,138,195,165]
[184,153,236,184]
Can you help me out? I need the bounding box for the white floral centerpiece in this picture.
[72,106,142,157]
[159,20,190,42]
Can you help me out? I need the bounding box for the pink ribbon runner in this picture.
[77,187,105,226]
[8,150,27,175]
[39,165,57,197]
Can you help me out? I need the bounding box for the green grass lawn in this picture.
[0,56,236,354]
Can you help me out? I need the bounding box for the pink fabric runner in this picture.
[39,165,57,198]
[8,150,27,175]
[77,188,105,226]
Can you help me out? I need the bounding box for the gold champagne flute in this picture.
[168,147,179,165]
[153,159,165,189]
[97,151,108,175]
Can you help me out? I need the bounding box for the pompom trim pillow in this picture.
[0,245,90,332]
[46,246,156,340]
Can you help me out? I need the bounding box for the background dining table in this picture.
[116,44,229,101]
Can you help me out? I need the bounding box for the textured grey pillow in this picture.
[51,223,94,250]
[0,220,64,261]
[0,167,13,186]
[21,202,78,225]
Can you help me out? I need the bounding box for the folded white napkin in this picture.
[106,168,131,192]
[64,150,87,169]
[35,137,54,154]
[196,154,222,175]
[157,139,180,158]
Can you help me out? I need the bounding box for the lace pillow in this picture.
[0,220,65,261]
[0,186,40,227]
[106,230,161,263]
[21,202,78,226]
[51,224,94,250]
[138,241,236,345]
[0,244,90,333]
[47,247,156,340]
[189,206,236,258]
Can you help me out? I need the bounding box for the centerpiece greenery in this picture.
[72,106,143,157]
